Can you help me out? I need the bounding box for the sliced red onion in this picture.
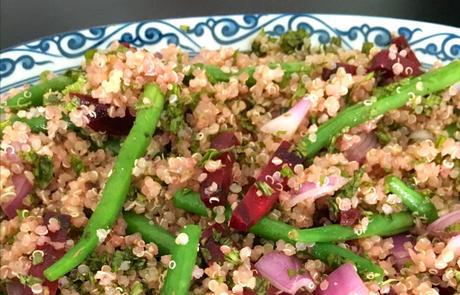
[391,234,414,269]
[286,175,348,208]
[316,263,368,295]
[427,210,460,237]
[255,251,315,295]
[343,132,378,164]
[445,235,460,256]
[2,174,33,219]
[261,97,312,138]
[4,145,21,163]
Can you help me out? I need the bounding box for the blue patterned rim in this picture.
[1,13,459,93]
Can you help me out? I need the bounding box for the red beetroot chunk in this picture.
[230,141,303,231]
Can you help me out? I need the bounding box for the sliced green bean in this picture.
[385,175,438,223]
[172,188,211,217]
[123,211,176,255]
[161,224,201,295]
[195,61,311,86]
[296,61,460,158]
[311,242,384,282]
[44,83,165,281]
[289,212,413,243]
[172,189,413,244]
[4,76,74,111]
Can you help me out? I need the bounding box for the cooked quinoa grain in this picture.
[1,32,460,295]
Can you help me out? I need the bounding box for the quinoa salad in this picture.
[1,29,460,295]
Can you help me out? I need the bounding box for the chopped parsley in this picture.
[336,168,364,199]
[323,36,342,53]
[280,165,294,178]
[31,250,44,265]
[18,274,42,286]
[361,41,374,55]
[211,230,233,247]
[160,84,194,135]
[198,149,221,167]
[131,281,144,295]
[70,154,85,176]
[84,48,97,63]
[39,70,51,82]
[287,268,298,278]
[17,209,30,221]
[224,249,241,265]
[446,223,460,233]
[376,130,391,145]
[238,116,256,133]
[43,91,63,106]
[22,152,54,189]
[446,123,458,138]
[255,181,274,196]
[250,30,276,57]
[435,135,447,149]
[179,25,190,32]
[279,29,309,54]
[63,74,87,95]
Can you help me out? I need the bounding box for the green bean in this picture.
[44,83,165,281]
[296,61,460,158]
[195,61,311,86]
[161,224,201,295]
[289,212,413,243]
[249,216,296,243]
[172,189,413,244]
[3,76,74,111]
[311,242,384,282]
[172,188,211,217]
[385,176,438,223]
[123,211,176,255]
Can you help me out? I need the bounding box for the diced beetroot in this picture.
[43,212,71,243]
[6,279,33,295]
[14,244,64,295]
[321,63,358,81]
[11,213,70,295]
[392,36,421,68]
[201,223,235,265]
[29,244,65,279]
[2,173,33,219]
[200,152,235,208]
[74,93,135,136]
[211,131,239,150]
[200,132,239,208]
[368,36,422,85]
[338,208,362,226]
[230,141,303,231]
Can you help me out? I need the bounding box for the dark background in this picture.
[1,0,459,49]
